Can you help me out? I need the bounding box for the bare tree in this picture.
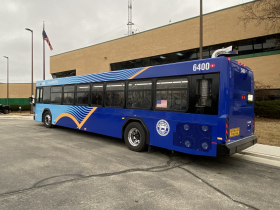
[239,0,280,32]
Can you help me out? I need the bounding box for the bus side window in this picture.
[76,84,90,106]
[63,85,75,105]
[43,87,51,104]
[127,80,152,109]
[50,86,62,104]
[155,77,188,112]
[92,83,103,106]
[105,82,125,107]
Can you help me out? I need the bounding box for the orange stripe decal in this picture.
[129,66,150,79]
[54,107,97,129]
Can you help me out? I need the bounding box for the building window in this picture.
[238,39,254,55]
[110,33,280,71]
[52,70,76,79]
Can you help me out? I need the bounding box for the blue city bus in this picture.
[33,57,257,157]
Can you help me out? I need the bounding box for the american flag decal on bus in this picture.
[156,100,167,108]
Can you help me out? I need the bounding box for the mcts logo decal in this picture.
[156,119,170,136]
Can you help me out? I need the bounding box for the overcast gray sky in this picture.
[0,0,253,83]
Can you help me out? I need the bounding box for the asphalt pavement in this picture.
[0,115,279,210]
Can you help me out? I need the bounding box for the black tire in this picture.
[124,122,147,152]
[43,111,53,128]
[3,109,9,114]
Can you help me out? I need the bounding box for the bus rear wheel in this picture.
[43,111,53,128]
[124,122,147,152]
[4,109,9,114]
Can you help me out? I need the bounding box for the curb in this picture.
[239,151,280,162]
[0,115,34,120]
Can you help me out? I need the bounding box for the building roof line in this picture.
[51,1,254,58]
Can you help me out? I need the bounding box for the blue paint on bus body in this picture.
[34,57,255,157]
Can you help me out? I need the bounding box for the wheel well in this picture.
[122,118,150,144]
[42,109,51,122]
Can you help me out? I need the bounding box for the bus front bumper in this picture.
[217,135,257,156]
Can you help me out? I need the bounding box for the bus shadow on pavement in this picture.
[35,123,245,172]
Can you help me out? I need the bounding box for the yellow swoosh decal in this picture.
[129,66,150,79]
[54,107,97,129]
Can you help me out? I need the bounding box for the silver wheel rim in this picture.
[128,128,141,146]
[45,114,51,126]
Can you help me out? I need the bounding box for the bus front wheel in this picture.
[43,111,53,128]
[124,122,147,152]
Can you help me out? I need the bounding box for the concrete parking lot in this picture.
[0,117,279,210]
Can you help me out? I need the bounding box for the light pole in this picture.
[3,56,9,105]
[199,0,203,59]
[25,28,34,114]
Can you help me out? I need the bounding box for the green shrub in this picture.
[9,104,31,111]
[21,105,31,111]
[255,99,280,119]
[9,105,20,111]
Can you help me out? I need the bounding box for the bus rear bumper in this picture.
[217,135,257,156]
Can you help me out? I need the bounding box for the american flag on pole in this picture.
[42,30,53,50]
[156,100,167,108]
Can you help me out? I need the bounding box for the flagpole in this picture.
[43,21,45,80]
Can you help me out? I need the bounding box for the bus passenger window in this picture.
[43,87,51,104]
[63,85,75,105]
[92,83,103,106]
[127,80,152,109]
[105,82,125,107]
[50,86,62,104]
[76,84,90,105]
[156,78,188,111]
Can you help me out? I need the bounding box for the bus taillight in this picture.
[210,64,215,68]
[226,118,229,140]
[253,117,255,134]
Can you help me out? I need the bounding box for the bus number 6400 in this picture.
[193,63,210,71]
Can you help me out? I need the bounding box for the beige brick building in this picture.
[1,1,280,105]
[49,1,280,90]
[0,84,35,105]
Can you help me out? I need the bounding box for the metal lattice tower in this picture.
[127,0,134,35]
